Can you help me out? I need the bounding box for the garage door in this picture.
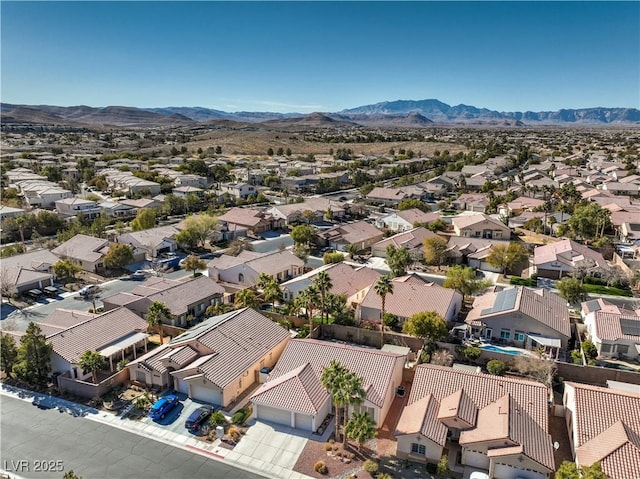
[294,412,313,431]
[257,405,292,427]
[190,384,222,406]
[175,378,189,395]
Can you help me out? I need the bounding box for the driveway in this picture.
[228,420,309,475]
[139,395,206,438]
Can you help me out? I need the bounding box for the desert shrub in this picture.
[461,345,482,361]
[232,407,250,425]
[363,459,379,474]
[314,460,328,474]
[509,276,537,287]
[487,359,507,376]
[209,410,227,426]
[570,350,583,365]
[227,426,241,442]
[324,442,333,451]
[436,454,450,475]
[348,452,355,459]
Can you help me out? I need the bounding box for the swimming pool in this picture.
[480,344,522,356]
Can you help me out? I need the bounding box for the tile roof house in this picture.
[452,213,511,240]
[395,364,554,477]
[6,307,149,390]
[505,196,545,215]
[102,275,225,327]
[280,262,381,303]
[116,225,180,260]
[371,227,439,260]
[466,286,571,353]
[250,339,406,431]
[266,198,345,225]
[217,207,285,236]
[563,382,640,479]
[52,234,112,272]
[356,274,463,325]
[452,193,490,213]
[365,186,426,206]
[533,239,608,279]
[375,209,441,232]
[207,249,305,287]
[317,220,384,252]
[581,298,640,360]
[127,308,290,405]
[0,249,59,294]
[446,236,513,273]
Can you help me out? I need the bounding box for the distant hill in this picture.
[2,99,638,128]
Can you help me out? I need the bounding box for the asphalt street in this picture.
[0,395,265,479]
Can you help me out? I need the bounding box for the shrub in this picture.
[363,459,379,474]
[581,341,598,361]
[314,460,328,474]
[324,442,333,451]
[209,410,227,426]
[583,284,632,297]
[436,454,450,475]
[509,276,537,287]
[232,407,250,425]
[227,426,241,442]
[376,474,393,479]
[323,251,345,264]
[487,359,507,376]
[570,350,583,365]
[461,345,482,361]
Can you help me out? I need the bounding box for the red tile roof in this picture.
[395,394,448,446]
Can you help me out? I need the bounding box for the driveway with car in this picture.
[140,395,209,438]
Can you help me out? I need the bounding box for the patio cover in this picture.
[98,331,148,357]
[527,334,561,348]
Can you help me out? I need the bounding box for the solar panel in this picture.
[620,318,640,337]
[481,288,518,316]
[585,299,601,312]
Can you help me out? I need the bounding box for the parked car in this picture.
[25,289,44,300]
[43,286,59,297]
[148,394,179,420]
[78,285,99,296]
[120,270,147,281]
[184,405,214,430]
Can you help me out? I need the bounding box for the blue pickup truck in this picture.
[153,254,181,271]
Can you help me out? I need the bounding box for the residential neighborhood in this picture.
[1,125,640,479]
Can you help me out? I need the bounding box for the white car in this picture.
[78,285,99,296]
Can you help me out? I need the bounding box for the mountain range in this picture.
[1,99,638,128]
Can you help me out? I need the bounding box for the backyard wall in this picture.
[319,324,426,351]
[57,368,130,399]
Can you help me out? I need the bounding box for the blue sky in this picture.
[2,2,639,113]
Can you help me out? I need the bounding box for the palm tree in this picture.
[147,301,171,344]
[344,243,359,259]
[296,285,320,332]
[345,412,378,452]
[374,275,394,346]
[320,360,349,442]
[78,350,106,383]
[314,271,332,324]
[234,289,259,309]
[341,371,367,448]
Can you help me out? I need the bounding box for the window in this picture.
[515,331,525,342]
[411,443,426,455]
[600,343,611,353]
[616,345,629,355]
[500,329,511,340]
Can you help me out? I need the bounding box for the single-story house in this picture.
[317,220,384,252]
[465,286,571,355]
[250,339,406,431]
[207,250,305,287]
[371,227,439,260]
[116,225,180,260]
[217,207,285,236]
[281,262,381,303]
[266,198,345,225]
[102,275,225,327]
[52,234,111,273]
[452,193,490,213]
[581,298,640,360]
[563,381,640,479]
[127,308,290,405]
[0,249,59,295]
[533,239,608,280]
[395,364,554,478]
[375,209,440,232]
[356,274,463,325]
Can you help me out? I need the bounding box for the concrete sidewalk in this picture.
[0,384,313,479]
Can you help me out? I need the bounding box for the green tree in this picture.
[146,301,171,344]
[162,194,186,215]
[426,219,447,232]
[423,237,449,270]
[90,211,110,238]
[486,242,529,276]
[557,277,588,304]
[345,412,378,452]
[53,259,81,280]
[486,359,507,376]
[179,215,217,249]
[78,350,106,383]
[385,245,412,277]
[290,224,316,247]
[175,228,199,250]
[581,340,598,363]
[320,360,349,442]
[314,271,333,324]
[131,208,156,231]
[568,203,611,242]
[234,289,259,309]
[296,285,320,330]
[397,199,430,212]
[444,265,491,303]
[181,254,206,277]
[323,251,344,264]
[344,243,359,258]
[103,243,134,270]
[0,333,18,376]
[555,461,607,479]
[402,311,448,344]
[12,322,53,387]
[374,275,394,344]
